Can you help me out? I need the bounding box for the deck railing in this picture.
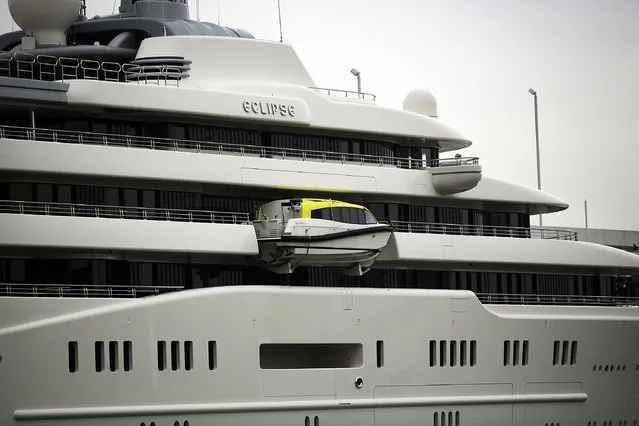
[391,221,578,241]
[476,293,639,307]
[310,86,377,101]
[0,283,183,298]
[2,284,636,306]
[0,200,250,224]
[0,125,479,170]
[0,52,184,86]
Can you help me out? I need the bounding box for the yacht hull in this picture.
[0,286,637,426]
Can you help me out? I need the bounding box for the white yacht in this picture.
[0,1,638,425]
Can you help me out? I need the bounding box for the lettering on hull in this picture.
[243,100,296,117]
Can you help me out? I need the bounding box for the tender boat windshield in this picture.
[310,207,377,224]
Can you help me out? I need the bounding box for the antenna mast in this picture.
[196,0,200,21]
[277,0,283,42]
[217,0,220,25]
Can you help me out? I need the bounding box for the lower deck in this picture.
[0,286,638,426]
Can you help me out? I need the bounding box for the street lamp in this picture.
[528,88,543,226]
[350,68,361,96]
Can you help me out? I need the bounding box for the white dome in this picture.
[403,89,438,118]
[9,0,80,46]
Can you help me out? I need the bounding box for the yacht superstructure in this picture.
[1,1,639,425]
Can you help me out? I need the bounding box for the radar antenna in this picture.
[277,0,283,42]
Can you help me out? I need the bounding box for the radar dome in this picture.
[403,89,438,118]
[8,0,81,47]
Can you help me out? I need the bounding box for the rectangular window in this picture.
[460,340,467,367]
[439,340,447,367]
[429,340,436,367]
[95,341,104,372]
[171,340,180,371]
[522,340,529,366]
[157,341,166,371]
[108,341,119,372]
[449,340,457,367]
[470,340,477,366]
[552,340,560,365]
[376,340,384,368]
[259,343,363,369]
[570,341,578,365]
[503,340,510,366]
[184,341,193,371]
[208,341,217,370]
[561,340,569,366]
[123,341,132,372]
[68,341,78,373]
[513,340,520,366]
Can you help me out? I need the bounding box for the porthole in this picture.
[598,365,603,372]
[593,365,597,372]
[354,377,363,388]
[185,422,190,426]
[616,365,621,372]
[174,422,179,426]
[622,365,627,372]
[605,365,609,372]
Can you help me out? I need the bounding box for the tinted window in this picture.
[311,208,332,220]
[332,207,344,223]
[357,209,366,224]
[365,210,377,224]
[349,208,360,224]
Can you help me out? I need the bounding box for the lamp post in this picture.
[528,88,543,226]
[350,68,361,97]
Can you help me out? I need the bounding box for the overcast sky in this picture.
[2,0,638,230]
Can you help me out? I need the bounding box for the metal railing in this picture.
[0,125,479,170]
[476,293,639,307]
[0,52,184,86]
[0,283,183,298]
[391,221,578,241]
[0,200,250,224]
[0,53,386,97]
[311,86,377,101]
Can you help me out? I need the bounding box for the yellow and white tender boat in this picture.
[253,198,393,275]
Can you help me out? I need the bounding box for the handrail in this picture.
[0,283,184,298]
[0,125,479,170]
[0,200,251,225]
[390,220,578,241]
[0,52,183,86]
[476,293,639,307]
[310,86,377,101]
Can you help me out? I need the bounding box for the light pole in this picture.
[528,88,543,226]
[350,68,361,97]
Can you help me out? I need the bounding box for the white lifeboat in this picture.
[253,198,393,276]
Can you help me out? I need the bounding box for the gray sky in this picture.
[2,0,638,230]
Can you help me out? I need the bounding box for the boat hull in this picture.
[255,220,393,274]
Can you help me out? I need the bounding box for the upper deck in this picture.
[0,36,471,151]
